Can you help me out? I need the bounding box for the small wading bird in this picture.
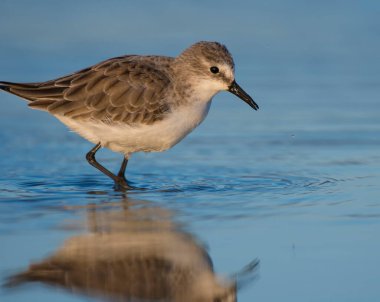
[0,41,258,189]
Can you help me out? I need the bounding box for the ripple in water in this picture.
[0,171,347,224]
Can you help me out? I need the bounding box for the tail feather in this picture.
[0,81,11,92]
[0,81,39,101]
[0,81,64,102]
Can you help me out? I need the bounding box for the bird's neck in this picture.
[171,77,219,107]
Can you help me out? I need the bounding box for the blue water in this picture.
[1,1,380,301]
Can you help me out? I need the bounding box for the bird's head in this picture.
[175,41,258,110]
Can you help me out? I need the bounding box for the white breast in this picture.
[56,100,212,155]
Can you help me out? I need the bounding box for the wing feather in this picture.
[8,55,175,125]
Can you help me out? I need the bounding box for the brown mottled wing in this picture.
[3,56,172,125]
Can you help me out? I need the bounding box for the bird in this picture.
[0,41,258,189]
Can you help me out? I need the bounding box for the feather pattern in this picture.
[2,56,173,125]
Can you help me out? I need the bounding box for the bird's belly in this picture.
[57,101,212,154]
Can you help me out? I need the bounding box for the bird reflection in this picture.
[5,199,258,302]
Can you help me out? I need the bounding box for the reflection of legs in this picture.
[87,205,99,233]
[86,143,131,189]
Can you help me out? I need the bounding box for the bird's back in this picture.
[0,55,175,126]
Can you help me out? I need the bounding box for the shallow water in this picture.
[1,1,380,301]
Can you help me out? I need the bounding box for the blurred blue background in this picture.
[0,1,379,302]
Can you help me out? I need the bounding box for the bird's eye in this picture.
[210,66,219,74]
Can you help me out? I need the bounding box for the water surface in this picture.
[1,1,380,301]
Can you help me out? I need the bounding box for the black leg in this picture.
[86,143,132,189]
[117,157,129,181]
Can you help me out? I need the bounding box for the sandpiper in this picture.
[0,41,258,189]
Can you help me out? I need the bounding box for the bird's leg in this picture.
[86,143,132,190]
[117,157,129,182]
[86,143,116,181]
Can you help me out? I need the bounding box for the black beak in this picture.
[228,80,259,110]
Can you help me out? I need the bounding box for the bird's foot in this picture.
[113,177,133,191]
[113,177,144,191]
